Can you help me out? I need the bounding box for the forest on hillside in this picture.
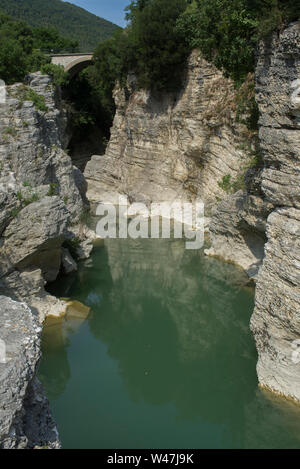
[0,0,120,51]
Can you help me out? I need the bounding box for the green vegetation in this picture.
[177,0,300,86]
[47,183,58,197]
[0,12,45,83]
[123,0,190,91]
[40,63,69,87]
[83,0,299,139]
[10,207,20,218]
[3,127,17,137]
[24,89,48,112]
[218,173,246,195]
[16,189,40,207]
[0,0,120,52]
[0,12,81,84]
[218,138,263,195]
[12,86,49,112]
[32,26,79,53]
[218,174,235,194]
[93,0,190,95]
[91,0,300,96]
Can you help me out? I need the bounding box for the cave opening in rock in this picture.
[62,65,116,172]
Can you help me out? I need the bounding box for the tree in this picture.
[0,12,81,84]
[32,26,79,53]
[124,0,191,90]
[176,0,300,86]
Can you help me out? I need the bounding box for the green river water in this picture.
[39,234,300,449]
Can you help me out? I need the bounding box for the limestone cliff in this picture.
[0,296,60,449]
[251,22,300,402]
[0,73,94,447]
[0,72,94,320]
[85,52,249,208]
[204,173,274,279]
[207,22,300,401]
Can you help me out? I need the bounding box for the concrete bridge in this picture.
[51,53,93,78]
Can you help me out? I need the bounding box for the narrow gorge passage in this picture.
[39,234,300,449]
[62,67,114,173]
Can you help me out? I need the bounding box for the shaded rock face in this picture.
[85,52,248,208]
[0,296,60,449]
[251,22,300,401]
[205,188,273,279]
[204,162,274,279]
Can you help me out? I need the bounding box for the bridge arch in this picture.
[51,54,93,78]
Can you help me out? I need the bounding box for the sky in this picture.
[63,0,129,27]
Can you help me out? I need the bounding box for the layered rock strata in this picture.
[0,72,93,319]
[85,52,249,208]
[0,296,60,449]
[207,22,300,401]
[251,23,300,401]
[0,73,95,447]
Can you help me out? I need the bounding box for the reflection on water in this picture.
[39,236,300,449]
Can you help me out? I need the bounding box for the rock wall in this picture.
[204,171,274,279]
[0,72,94,320]
[251,22,300,401]
[207,22,300,401]
[0,73,94,447]
[85,52,249,208]
[0,296,60,449]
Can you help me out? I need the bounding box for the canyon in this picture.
[0,21,300,447]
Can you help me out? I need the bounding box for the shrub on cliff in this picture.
[176,0,300,86]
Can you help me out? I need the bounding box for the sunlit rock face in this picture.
[0,73,94,319]
[0,73,92,447]
[0,296,60,449]
[85,52,248,209]
[251,22,300,401]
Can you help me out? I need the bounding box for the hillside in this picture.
[0,0,121,52]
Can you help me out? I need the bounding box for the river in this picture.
[39,234,300,449]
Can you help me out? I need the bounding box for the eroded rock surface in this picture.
[85,52,248,208]
[206,22,300,401]
[205,190,273,279]
[251,22,300,401]
[0,73,94,448]
[0,73,92,319]
[0,296,60,449]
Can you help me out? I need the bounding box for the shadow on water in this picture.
[39,236,300,449]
